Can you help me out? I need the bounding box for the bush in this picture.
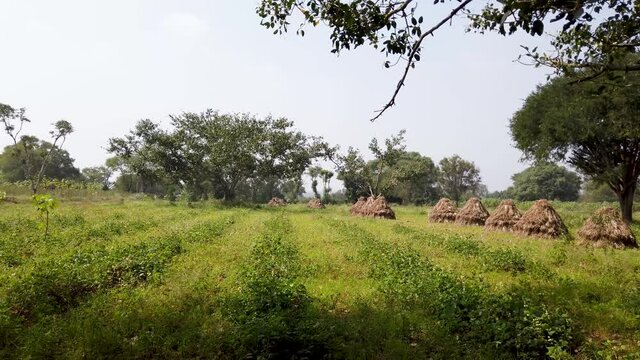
[4,237,183,321]
[482,248,528,273]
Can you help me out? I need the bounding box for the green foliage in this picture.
[109,111,330,200]
[0,138,80,182]
[31,194,58,238]
[482,248,528,274]
[509,163,582,201]
[511,73,640,222]
[438,154,483,206]
[383,151,440,205]
[0,201,638,357]
[331,220,575,357]
[4,237,183,321]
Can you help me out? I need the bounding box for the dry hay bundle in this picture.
[307,198,325,209]
[513,199,568,238]
[485,199,522,231]
[350,196,367,215]
[577,207,638,249]
[267,197,287,207]
[428,198,458,223]
[351,196,395,219]
[455,197,490,226]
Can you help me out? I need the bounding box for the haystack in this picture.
[485,199,522,231]
[267,197,287,207]
[350,196,367,215]
[577,207,637,249]
[455,197,490,226]
[428,198,458,223]
[307,198,325,209]
[351,196,395,219]
[513,199,568,238]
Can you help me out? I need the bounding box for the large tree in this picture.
[438,155,482,206]
[0,137,80,183]
[511,72,640,222]
[383,151,440,204]
[336,130,406,201]
[508,162,582,202]
[257,0,639,119]
[109,110,329,201]
[0,104,75,193]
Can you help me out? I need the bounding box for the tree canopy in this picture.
[438,155,482,206]
[508,163,582,202]
[0,137,80,183]
[109,110,330,201]
[1,103,75,193]
[511,71,640,222]
[257,0,639,119]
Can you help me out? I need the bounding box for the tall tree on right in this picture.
[438,155,482,206]
[511,71,640,223]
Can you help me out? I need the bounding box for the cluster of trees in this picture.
[107,110,334,202]
[335,130,484,206]
[489,163,582,202]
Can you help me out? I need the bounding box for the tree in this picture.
[82,166,113,190]
[511,72,640,222]
[368,129,406,195]
[508,163,582,201]
[257,0,639,119]
[336,130,406,201]
[383,151,440,204]
[0,137,80,183]
[307,165,323,198]
[109,110,329,201]
[438,155,482,206]
[1,104,74,193]
[336,147,370,202]
[319,168,334,201]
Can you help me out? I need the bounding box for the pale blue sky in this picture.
[0,0,554,191]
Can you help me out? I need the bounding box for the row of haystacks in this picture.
[350,196,396,219]
[307,198,325,209]
[430,197,568,239]
[428,197,637,248]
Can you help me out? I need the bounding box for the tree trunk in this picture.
[616,183,636,224]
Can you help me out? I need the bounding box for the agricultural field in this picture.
[0,199,639,359]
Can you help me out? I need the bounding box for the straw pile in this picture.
[350,196,395,219]
[307,198,325,209]
[428,198,458,223]
[485,200,522,231]
[350,197,367,215]
[577,207,638,249]
[267,197,287,207]
[455,197,490,226]
[513,199,568,238]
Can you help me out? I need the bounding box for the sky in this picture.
[0,0,555,192]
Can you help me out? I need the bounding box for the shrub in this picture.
[482,248,528,273]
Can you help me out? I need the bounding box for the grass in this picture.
[0,199,639,358]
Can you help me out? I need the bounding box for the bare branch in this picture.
[371,0,475,121]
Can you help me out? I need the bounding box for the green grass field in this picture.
[0,199,639,359]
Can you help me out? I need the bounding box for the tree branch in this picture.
[371,0,474,121]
